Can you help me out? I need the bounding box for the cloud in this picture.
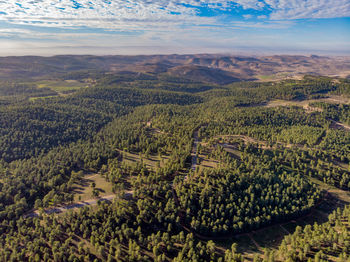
[0,28,34,36]
[0,0,348,32]
[0,0,348,56]
[243,14,253,19]
[265,0,350,20]
[229,20,294,29]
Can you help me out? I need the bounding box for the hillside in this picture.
[0,54,349,83]
[0,64,349,261]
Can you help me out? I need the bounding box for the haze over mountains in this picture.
[1,54,349,84]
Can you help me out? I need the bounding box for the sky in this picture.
[0,0,349,56]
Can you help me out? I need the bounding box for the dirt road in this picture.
[25,194,116,218]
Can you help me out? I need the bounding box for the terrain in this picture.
[0,54,349,83]
[0,54,349,261]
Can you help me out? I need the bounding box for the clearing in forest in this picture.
[36,80,88,93]
[116,149,169,170]
[72,173,114,202]
[265,95,350,110]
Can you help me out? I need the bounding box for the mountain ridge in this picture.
[0,54,349,83]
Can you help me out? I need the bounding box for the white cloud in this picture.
[265,0,350,20]
[0,0,348,32]
[0,0,348,56]
[229,20,294,29]
[0,0,195,29]
[0,28,34,36]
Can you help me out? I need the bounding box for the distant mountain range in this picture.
[0,54,349,84]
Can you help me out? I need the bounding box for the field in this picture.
[256,72,304,82]
[36,80,88,94]
[70,150,170,202]
[117,149,169,169]
[26,80,89,101]
[265,95,350,109]
[72,173,114,202]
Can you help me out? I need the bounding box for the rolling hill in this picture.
[0,54,349,84]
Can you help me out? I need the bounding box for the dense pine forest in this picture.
[0,65,349,261]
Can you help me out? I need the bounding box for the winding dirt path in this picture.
[330,119,350,131]
[248,233,261,249]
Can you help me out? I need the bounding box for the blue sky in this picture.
[0,0,349,55]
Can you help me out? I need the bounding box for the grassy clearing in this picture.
[265,95,350,109]
[71,149,170,203]
[310,177,350,204]
[266,99,316,109]
[257,75,277,81]
[117,149,169,170]
[215,234,259,260]
[72,173,113,202]
[35,80,88,93]
[28,95,58,101]
[252,225,288,249]
[282,220,305,234]
[27,80,88,100]
[197,157,218,171]
[196,140,242,172]
[221,145,242,159]
[256,73,303,82]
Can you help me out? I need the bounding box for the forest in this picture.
[0,71,349,261]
